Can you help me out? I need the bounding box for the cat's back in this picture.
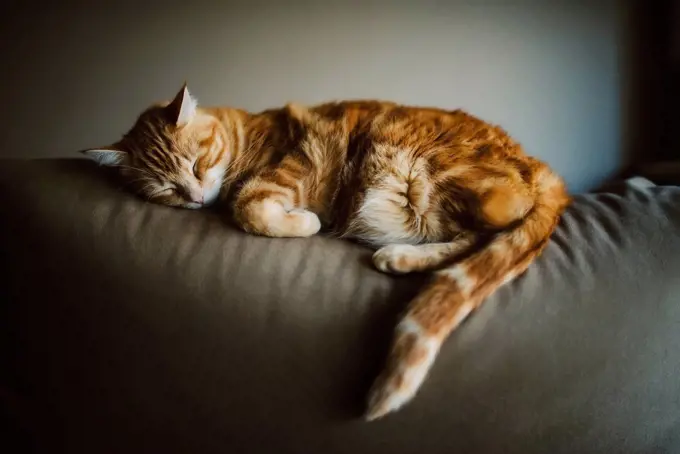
[308,100,511,142]
[309,99,457,124]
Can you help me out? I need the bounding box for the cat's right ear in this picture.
[167,82,197,127]
[79,145,128,166]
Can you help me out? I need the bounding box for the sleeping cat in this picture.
[81,83,570,421]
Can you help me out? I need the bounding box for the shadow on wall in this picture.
[0,0,629,193]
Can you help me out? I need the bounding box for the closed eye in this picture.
[151,187,176,198]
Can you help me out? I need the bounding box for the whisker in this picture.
[116,164,155,179]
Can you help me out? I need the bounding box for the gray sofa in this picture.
[1,158,680,453]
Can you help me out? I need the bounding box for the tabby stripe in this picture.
[281,158,307,176]
[167,146,182,170]
[269,170,302,204]
[237,188,291,209]
[210,137,226,168]
[198,128,215,150]
[142,152,168,173]
[230,122,241,161]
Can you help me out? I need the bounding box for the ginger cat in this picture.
[81,83,570,421]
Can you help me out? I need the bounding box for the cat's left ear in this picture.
[167,82,198,127]
[79,145,128,166]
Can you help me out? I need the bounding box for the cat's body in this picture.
[82,84,570,420]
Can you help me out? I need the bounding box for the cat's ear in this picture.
[79,145,128,166]
[167,82,197,127]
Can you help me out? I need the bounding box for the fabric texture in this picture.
[1,159,680,454]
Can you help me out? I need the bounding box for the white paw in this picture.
[291,209,321,237]
[372,244,420,274]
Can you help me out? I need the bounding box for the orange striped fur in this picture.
[81,83,571,420]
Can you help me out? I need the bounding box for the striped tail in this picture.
[365,167,570,421]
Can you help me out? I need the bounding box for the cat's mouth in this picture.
[184,202,204,210]
[183,196,219,210]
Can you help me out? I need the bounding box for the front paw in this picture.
[237,199,321,238]
[288,209,321,237]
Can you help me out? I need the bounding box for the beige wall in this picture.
[0,0,625,193]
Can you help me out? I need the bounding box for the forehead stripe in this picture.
[142,148,166,169]
[138,154,163,174]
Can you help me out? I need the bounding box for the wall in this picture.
[0,0,626,193]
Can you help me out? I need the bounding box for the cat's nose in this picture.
[183,186,204,204]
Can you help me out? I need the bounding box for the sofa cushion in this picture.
[1,159,680,454]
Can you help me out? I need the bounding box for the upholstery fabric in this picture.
[1,159,680,453]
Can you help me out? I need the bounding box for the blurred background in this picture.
[0,0,672,193]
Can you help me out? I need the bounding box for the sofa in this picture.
[1,158,680,453]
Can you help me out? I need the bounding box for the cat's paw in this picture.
[372,244,421,274]
[240,200,321,238]
[288,209,321,237]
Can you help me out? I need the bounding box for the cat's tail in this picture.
[365,165,570,421]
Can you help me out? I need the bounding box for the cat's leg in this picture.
[233,161,320,238]
[372,232,478,274]
[368,163,534,274]
[364,163,569,421]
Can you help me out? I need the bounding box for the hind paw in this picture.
[372,244,422,274]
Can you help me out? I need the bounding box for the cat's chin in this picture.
[181,196,219,210]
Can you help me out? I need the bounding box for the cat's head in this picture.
[80,83,229,209]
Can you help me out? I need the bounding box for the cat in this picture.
[81,83,570,421]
